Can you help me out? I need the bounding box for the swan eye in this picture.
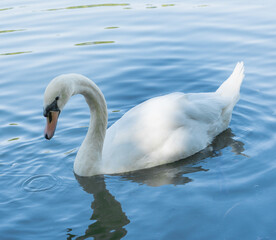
[43,97,60,117]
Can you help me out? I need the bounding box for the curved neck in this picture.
[70,74,108,176]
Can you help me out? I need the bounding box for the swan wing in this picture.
[102,92,228,173]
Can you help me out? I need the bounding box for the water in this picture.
[1,0,276,239]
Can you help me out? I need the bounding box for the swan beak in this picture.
[44,111,60,140]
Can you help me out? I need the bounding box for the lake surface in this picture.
[1,0,276,239]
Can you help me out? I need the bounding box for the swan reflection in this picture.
[70,128,245,239]
[70,175,130,240]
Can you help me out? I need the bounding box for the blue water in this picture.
[1,0,276,239]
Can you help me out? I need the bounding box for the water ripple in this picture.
[2,0,276,239]
[22,174,59,192]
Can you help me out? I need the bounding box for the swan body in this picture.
[44,62,244,176]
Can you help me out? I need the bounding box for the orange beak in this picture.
[44,111,60,140]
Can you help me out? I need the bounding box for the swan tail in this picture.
[216,61,244,105]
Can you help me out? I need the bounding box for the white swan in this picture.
[44,62,244,176]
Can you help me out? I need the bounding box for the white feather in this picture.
[44,62,244,176]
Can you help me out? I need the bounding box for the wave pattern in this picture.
[1,0,276,239]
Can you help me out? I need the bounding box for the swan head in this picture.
[43,74,74,140]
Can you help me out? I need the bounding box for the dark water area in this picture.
[1,0,276,239]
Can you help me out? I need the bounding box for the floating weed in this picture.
[47,8,60,11]
[8,137,19,142]
[112,110,120,113]
[75,41,115,46]
[66,3,129,9]
[47,3,129,11]
[104,27,119,29]
[64,148,77,155]
[0,51,32,56]
[162,4,175,7]
[75,42,93,46]
[9,123,18,126]
[0,29,25,34]
[0,7,12,11]
[197,4,209,7]
[89,41,115,45]
[42,150,52,154]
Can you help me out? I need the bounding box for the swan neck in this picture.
[71,74,108,176]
